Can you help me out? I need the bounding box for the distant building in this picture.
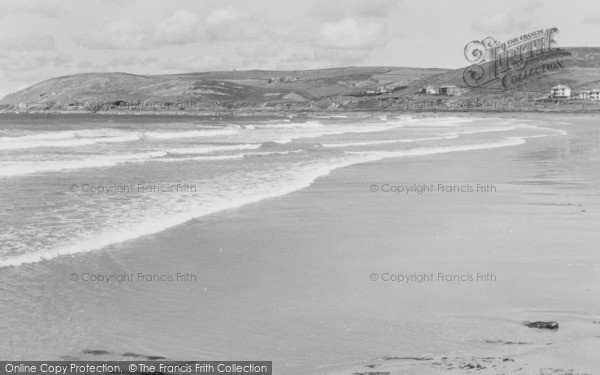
[365,86,389,95]
[573,91,589,100]
[589,89,600,100]
[269,76,300,84]
[439,85,461,96]
[549,84,571,99]
[417,85,436,95]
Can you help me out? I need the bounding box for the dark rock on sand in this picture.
[82,349,112,355]
[121,352,145,357]
[146,355,167,360]
[523,321,559,330]
[382,356,433,361]
[485,339,531,345]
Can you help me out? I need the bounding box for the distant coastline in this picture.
[3,47,600,116]
[3,106,600,115]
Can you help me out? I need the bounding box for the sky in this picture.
[1,0,600,98]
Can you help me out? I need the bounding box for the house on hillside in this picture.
[573,91,590,100]
[365,86,389,95]
[589,89,600,100]
[549,84,571,99]
[417,85,436,95]
[269,76,300,84]
[439,85,461,96]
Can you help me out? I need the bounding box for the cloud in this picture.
[100,0,137,5]
[74,7,265,50]
[205,7,269,43]
[0,33,57,51]
[106,56,160,67]
[159,54,232,72]
[74,22,150,50]
[74,10,204,50]
[313,49,371,67]
[0,34,71,71]
[583,15,600,25]
[312,0,398,20]
[298,17,390,66]
[472,13,531,34]
[235,39,284,59]
[320,18,386,50]
[0,50,71,71]
[76,56,160,71]
[0,2,64,18]
[302,0,397,66]
[523,2,544,13]
[78,60,95,69]
[153,9,203,45]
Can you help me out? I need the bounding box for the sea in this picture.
[0,113,577,371]
[0,113,562,268]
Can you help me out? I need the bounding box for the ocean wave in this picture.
[245,150,293,156]
[321,135,458,148]
[344,137,526,159]
[0,156,361,268]
[255,121,325,129]
[402,117,477,127]
[144,129,237,139]
[452,126,519,135]
[0,151,167,177]
[0,136,530,268]
[271,122,403,144]
[0,131,140,150]
[166,144,261,155]
[156,154,246,162]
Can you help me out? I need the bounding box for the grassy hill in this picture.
[2,47,600,112]
[0,67,447,112]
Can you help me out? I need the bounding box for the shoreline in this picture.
[110,116,600,373]
[2,110,600,123]
[118,117,599,373]
[0,113,575,268]
[1,114,599,374]
[4,108,600,116]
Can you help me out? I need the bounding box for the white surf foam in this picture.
[0,151,167,177]
[0,131,140,150]
[245,150,293,157]
[256,121,325,129]
[0,136,529,268]
[344,137,526,159]
[167,144,261,155]
[144,129,237,139]
[272,122,404,144]
[401,117,477,127]
[321,135,458,148]
[156,154,246,162]
[452,125,519,135]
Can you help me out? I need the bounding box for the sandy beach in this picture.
[108,115,600,374]
[1,114,599,374]
[5,1,600,374]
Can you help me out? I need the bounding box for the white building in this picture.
[549,84,571,99]
[589,89,600,100]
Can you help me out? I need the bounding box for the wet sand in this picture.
[2,115,599,374]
